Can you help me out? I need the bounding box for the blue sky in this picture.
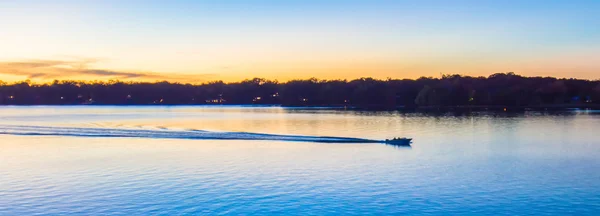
[0,0,598,82]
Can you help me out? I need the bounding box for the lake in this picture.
[0,106,599,215]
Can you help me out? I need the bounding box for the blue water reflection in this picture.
[0,106,598,215]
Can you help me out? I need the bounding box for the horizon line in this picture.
[1,72,599,86]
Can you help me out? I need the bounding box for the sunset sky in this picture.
[1,0,599,83]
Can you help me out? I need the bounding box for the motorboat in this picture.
[384,137,412,146]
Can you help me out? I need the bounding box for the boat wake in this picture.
[0,125,382,144]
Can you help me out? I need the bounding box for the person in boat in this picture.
[386,137,408,141]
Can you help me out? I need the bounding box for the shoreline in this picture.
[0,104,599,111]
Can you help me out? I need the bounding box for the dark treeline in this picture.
[1,73,599,108]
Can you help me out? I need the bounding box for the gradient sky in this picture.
[1,0,599,83]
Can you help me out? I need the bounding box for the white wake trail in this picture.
[0,125,382,143]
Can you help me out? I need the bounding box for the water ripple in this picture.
[0,124,382,144]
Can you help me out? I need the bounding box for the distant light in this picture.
[504,108,507,111]
[302,98,308,102]
[159,99,164,103]
[344,100,348,103]
[206,98,224,103]
[9,96,14,99]
[127,95,132,99]
[60,97,64,100]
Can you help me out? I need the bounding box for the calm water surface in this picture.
[0,106,599,215]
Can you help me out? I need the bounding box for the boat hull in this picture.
[384,138,412,146]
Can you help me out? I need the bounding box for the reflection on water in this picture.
[0,106,599,215]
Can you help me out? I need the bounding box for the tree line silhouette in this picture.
[0,73,599,109]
